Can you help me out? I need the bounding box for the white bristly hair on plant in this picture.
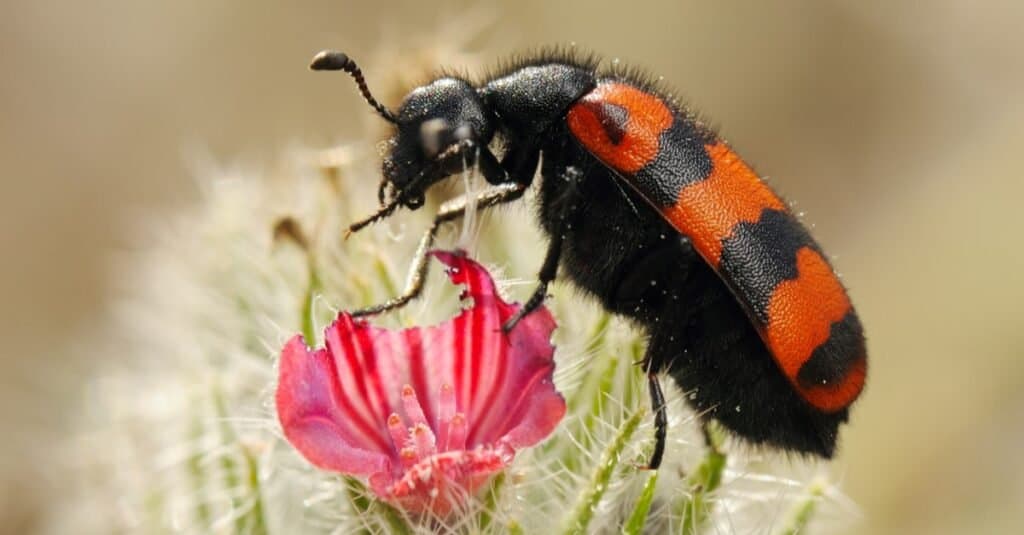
[43,137,857,534]
[45,20,856,527]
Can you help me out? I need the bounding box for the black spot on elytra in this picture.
[590,101,629,145]
[632,116,711,206]
[718,209,817,324]
[797,311,866,388]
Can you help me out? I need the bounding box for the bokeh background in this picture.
[2,1,1022,533]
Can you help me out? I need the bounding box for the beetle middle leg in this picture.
[501,166,582,332]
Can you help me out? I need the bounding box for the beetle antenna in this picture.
[310,50,398,124]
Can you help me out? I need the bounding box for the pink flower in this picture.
[276,251,565,515]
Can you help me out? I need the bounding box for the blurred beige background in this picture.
[2,1,1022,533]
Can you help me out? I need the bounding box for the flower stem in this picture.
[566,313,613,414]
[343,477,411,535]
[622,338,646,410]
[588,354,621,429]
[582,312,612,355]
[677,424,727,535]
[775,479,826,535]
[186,402,212,528]
[241,444,267,535]
[300,262,322,345]
[622,471,659,535]
[477,472,506,532]
[373,501,412,535]
[373,255,400,306]
[561,409,644,535]
[342,477,373,535]
[212,383,266,535]
[556,347,621,474]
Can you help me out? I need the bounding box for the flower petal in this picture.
[276,335,390,476]
[276,250,566,513]
[428,251,565,447]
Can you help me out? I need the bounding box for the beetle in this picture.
[311,48,867,468]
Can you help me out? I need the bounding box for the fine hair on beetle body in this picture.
[311,46,868,470]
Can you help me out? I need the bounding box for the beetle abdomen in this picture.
[566,79,867,413]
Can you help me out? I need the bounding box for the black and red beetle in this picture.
[311,49,867,468]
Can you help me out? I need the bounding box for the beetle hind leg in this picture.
[646,372,668,470]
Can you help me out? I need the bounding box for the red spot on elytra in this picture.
[567,82,673,174]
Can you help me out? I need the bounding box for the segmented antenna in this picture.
[310,50,398,123]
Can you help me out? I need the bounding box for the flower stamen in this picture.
[387,413,407,451]
[401,384,429,427]
[447,413,468,451]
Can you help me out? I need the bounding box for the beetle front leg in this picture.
[349,183,526,317]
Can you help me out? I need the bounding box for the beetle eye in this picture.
[420,118,449,159]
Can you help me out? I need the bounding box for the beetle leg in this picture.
[647,372,668,470]
[349,183,526,317]
[501,166,580,332]
[501,227,563,332]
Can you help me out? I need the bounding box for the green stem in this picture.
[622,337,646,410]
[588,354,621,430]
[373,255,400,305]
[186,402,212,528]
[775,480,826,535]
[241,445,267,535]
[561,409,644,535]
[561,352,621,474]
[343,477,411,535]
[566,313,613,414]
[478,472,506,532]
[677,425,727,535]
[373,501,412,535]
[211,384,265,534]
[622,471,659,535]
[300,259,322,345]
[342,477,373,535]
[582,313,612,355]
